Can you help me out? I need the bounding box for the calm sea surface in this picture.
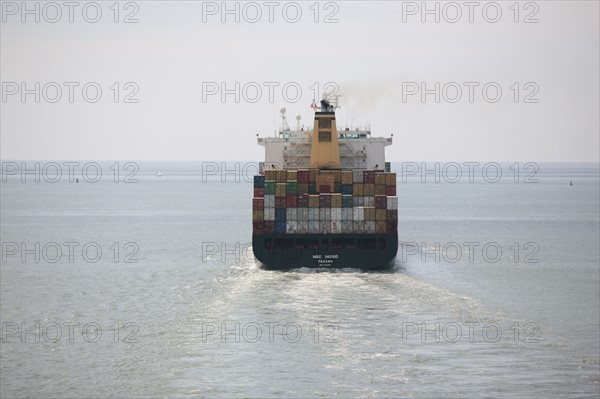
[1,161,599,398]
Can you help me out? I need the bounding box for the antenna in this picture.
[280,107,290,131]
[295,114,301,130]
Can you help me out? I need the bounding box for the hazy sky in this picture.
[1,1,598,161]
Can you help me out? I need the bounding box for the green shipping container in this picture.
[264,181,276,195]
[342,195,353,208]
[308,182,317,194]
[286,181,297,195]
[297,183,309,195]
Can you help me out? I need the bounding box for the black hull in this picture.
[252,233,398,270]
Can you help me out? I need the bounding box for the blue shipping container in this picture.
[275,221,286,233]
[254,175,265,188]
[275,208,287,221]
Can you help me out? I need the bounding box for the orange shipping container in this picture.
[309,195,320,208]
[331,194,342,208]
[341,170,353,184]
[265,170,276,181]
[287,170,298,181]
[364,207,376,221]
[275,183,286,197]
[353,183,364,196]
[253,210,264,221]
[276,170,287,182]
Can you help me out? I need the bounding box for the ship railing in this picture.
[283,149,311,156]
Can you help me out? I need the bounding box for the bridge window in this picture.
[319,132,331,142]
[319,118,332,129]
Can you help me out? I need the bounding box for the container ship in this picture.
[252,96,398,269]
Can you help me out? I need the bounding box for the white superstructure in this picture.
[258,116,392,171]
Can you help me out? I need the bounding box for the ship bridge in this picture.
[257,127,392,171]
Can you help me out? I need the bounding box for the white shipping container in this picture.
[353,207,365,221]
[320,221,331,233]
[297,208,309,221]
[364,196,374,207]
[330,221,341,233]
[286,221,297,233]
[365,221,375,233]
[297,221,309,233]
[387,196,398,210]
[264,195,275,208]
[342,221,353,233]
[353,170,364,183]
[331,208,342,221]
[342,208,353,221]
[309,221,320,233]
[320,208,331,221]
[264,208,275,221]
[309,208,319,221]
[354,196,364,206]
[286,208,297,221]
[353,221,365,233]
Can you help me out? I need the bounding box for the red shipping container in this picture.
[286,195,298,208]
[385,185,396,196]
[375,195,387,209]
[253,221,264,234]
[253,188,264,198]
[319,185,331,193]
[297,195,309,207]
[297,170,309,183]
[275,197,286,208]
[253,198,264,210]
[264,221,275,234]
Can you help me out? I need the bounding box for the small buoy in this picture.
[76,178,79,183]
[570,180,573,186]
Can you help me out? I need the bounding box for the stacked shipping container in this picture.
[253,169,398,235]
